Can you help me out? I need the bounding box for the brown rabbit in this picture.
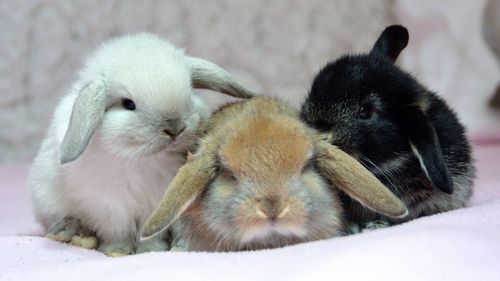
[141,97,407,252]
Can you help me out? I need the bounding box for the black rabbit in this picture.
[300,25,475,228]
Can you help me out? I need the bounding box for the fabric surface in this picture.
[1,144,499,281]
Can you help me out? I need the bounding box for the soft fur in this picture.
[28,33,254,256]
[300,25,475,227]
[141,97,408,252]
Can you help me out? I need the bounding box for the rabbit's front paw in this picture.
[70,234,98,249]
[99,241,134,257]
[363,220,391,230]
[135,236,169,254]
[46,217,97,249]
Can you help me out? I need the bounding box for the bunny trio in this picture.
[29,25,475,255]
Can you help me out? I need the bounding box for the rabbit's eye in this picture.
[358,103,375,119]
[121,98,136,110]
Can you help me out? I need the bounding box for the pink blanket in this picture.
[2,145,500,281]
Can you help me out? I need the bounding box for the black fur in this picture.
[300,25,475,226]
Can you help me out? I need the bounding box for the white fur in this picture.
[239,223,308,244]
[28,33,251,253]
[409,142,430,179]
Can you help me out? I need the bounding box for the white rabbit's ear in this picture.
[140,140,219,240]
[315,140,408,218]
[60,81,107,164]
[187,56,255,99]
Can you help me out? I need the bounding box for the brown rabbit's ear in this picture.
[187,56,255,99]
[315,141,408,218]
[140,142,219,240]
[60,81,107,164]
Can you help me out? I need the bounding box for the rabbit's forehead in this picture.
[84,34,195,115]
[220,116,313,179]
[311,56,394,99]
[110,60,194,113]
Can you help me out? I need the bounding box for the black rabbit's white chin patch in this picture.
[363,154,410,177]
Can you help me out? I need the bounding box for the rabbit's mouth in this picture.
[238,222,307,244]
[137,135,193,156]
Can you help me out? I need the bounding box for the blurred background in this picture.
[1,0,499,162]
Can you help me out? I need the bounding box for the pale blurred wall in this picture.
[0,0,498,162]
[396,0,500,139]
[0,0,395,162]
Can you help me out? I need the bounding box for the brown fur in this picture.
[221,114,312,183]
[141,97,408,250]
[173,169,343,252]
[315,142,407,218]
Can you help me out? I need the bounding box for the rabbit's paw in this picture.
[70,234,98,250]
[169,238,188,252]
[47,217,90,243]
[135,236,169,254]
[363,220,391,230]
[99,241,134,257]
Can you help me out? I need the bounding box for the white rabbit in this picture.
[28,33,254,256]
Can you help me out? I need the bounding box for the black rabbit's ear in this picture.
[370,25,409,61]
[402,107,453,194]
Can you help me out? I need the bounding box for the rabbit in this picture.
[139,97,408,252]
[299,25,476,229]
[28,33,255,256]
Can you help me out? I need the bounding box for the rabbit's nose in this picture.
[163,126,186,140]
[256,197,288,221]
